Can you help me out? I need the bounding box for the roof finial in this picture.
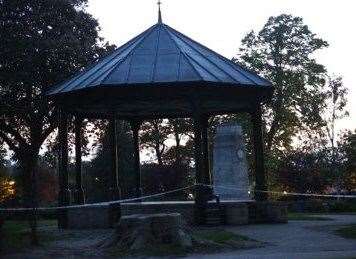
[157,0,162,23]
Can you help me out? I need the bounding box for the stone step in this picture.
[205,219,222,226]
[204,205,225,226]
[206,210,222,216]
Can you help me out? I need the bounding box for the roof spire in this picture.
[157,0,162,23]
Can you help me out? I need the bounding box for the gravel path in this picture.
[185,214,356,259]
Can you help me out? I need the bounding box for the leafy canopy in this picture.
[0,0,113,161]
[236,14,329,152]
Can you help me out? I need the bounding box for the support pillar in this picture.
[251,105,268,201]
[201,115,212,187]
[58,110,70,206]
[109,118,121,200]
[193,114,203,192]
[74,116,85,204]
[130,120,142,199]
[193,112,212,225]
[58,109,70,228]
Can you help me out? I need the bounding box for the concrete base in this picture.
[223,201,249,225]
[248,201,288,224]
[63,200,287,229]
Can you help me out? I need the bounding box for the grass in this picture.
[1,220,57,252]
[335,225,356,239]
[288,213,334,221]
[193,229,251,243]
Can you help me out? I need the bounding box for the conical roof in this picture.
[47,22,271,96]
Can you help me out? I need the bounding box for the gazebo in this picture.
[47,7,273,225]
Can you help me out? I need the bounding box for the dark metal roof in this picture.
[47,22,272,96]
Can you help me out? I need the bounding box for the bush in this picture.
[329,201,356,213]
[141,163,192,200]
[287,199,356,213]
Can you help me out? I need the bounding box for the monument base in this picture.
[248,201,288,224]
[63,200,287,229]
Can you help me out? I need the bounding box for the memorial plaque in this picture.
[213,124,251,200]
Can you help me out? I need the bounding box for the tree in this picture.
[322,76,348,192]
[236,14,329,153]
[338,130,356,192]
[0,175,16,204]
[274,150,331,195]
[0,145,15,204]
[0,144,7,167]
[141,163,191,200]
[323,76,348,149]
[140,119,170,166]
[166,118,194,165]
[87,120,136,200]
[0,0,114,205]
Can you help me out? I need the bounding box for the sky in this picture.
[87,0,355,133]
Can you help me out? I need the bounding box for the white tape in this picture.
[1,183,355,213]
[198,183,356,199]
[0,185,195,213]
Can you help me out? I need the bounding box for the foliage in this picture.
[0,0,114,203]
[85,120,136,201]
[329,201,356,213]
[140,119,171,166]
[0,174,16,203]
[163,118,194,166]
[322,76,349,147]
[287,213,333,221]
[36,165,58,205]
[1,220,57,253]
[0,144,7,166]
[193,229,251,243]
[335,225,356,239]
[141,163,192,200]
[236,14,329,153]
[271,150,331,194]
[338,130,356,191]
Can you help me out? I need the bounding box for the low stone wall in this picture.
[66,203,120,229]
[223,201,249,225]
[248,201,288,224]
[64,201,287,229]
[121,201,196,225]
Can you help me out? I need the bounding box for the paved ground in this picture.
[4,214,356,258]
[185,214,356,259]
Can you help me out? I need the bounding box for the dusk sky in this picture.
[88,0,355,132]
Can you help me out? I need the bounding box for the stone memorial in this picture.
[213,124,251,200]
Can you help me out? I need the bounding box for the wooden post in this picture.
[193,112,209,225]
[130,120,142,199]
[193,114,203,189]
[58,109,70,228]
[201,115,212,186]
[0,219,3,251]
[109,118,121,200]
[251,105,268,201]
[58,110,70,205]
[74,116,85,204]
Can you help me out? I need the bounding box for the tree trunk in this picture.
[155,143,163,166]
[173,122,182,165]
[153,122,163,166]
[18,148,39,246]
